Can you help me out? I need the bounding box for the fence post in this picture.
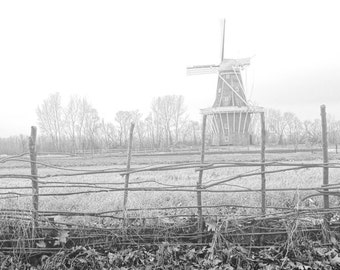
[260,112,266,215]
[197,115,207,235]
[29,126,39,238]
[320,105,329,209]
[123,122,135,226]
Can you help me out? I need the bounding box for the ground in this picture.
[1,147,340,221]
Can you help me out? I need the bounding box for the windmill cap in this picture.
[219,58,251,71]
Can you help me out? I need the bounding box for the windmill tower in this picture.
[187,20,263,145]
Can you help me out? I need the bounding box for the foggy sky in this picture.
[0,0,339,137]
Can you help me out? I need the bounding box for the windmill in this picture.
[187,20,264,145]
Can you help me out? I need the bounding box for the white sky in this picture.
[0,0,340,137]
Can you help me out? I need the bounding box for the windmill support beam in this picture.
[247,111,255,134]
[210,114,223,145]
[207,117,214,136]
[232,66,246,95]
[218,74,248,105]
[238,111,242,134]
[211,115,219,141]
[209,115,218,137]
[212,116,219,136]
[242,110,249,134]
[220,112,227,141]
[218,85,224,107]
[226,111,230,136]
[233,111,236,135]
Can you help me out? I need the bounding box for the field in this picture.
[2,149,340,269]
[1,149,340,220]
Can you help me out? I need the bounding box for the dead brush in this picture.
[0,253,29,269]
[205,217,253,269]
[206,218,229,260]
[121,207,199,244]
[0,210,35,253]
[279,210,330,267]
[38,252,67,270]
[282,214,302,260]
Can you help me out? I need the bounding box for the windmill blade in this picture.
[187,64,219,75]
[220,19,226,62]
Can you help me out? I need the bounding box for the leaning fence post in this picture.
[123,122,135,226]
[197,115,207,236]
[320,105,329,209]
[260,112,266,215]
[29,126,39,238]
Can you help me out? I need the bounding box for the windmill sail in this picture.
[220,19,226,62]
[186,64,219,75]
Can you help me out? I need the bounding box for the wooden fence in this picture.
[0,104,339,253]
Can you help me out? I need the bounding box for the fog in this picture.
[0,0,339,137]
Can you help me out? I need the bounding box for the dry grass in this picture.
[1,150,340,224]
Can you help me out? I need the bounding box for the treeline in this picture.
[0,92,339,155]
[34,93,199,153]
[257,109,340,148]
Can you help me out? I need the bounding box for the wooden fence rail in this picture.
[0,105,336,240]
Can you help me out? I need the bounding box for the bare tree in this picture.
[130,110,144,148]
[18,134,28,152]
[144,113,156,148]
[152,96,172,146]
[36,94,102,153]
[266,109,287,145]
[150,105,163,148]
[36,92,63,151]
[283,112,303,149]
[100,120,117,149]
[0,136,27,154]
[190,120,200,145]
[64,96,81,152]
[115,111,133,146]
[327,115,340,146]
[151,95,188,147]
[83,105,100,151]
[303,119,322,145]
[172,95,187,144]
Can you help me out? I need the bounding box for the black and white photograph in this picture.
[0,0,340,269]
